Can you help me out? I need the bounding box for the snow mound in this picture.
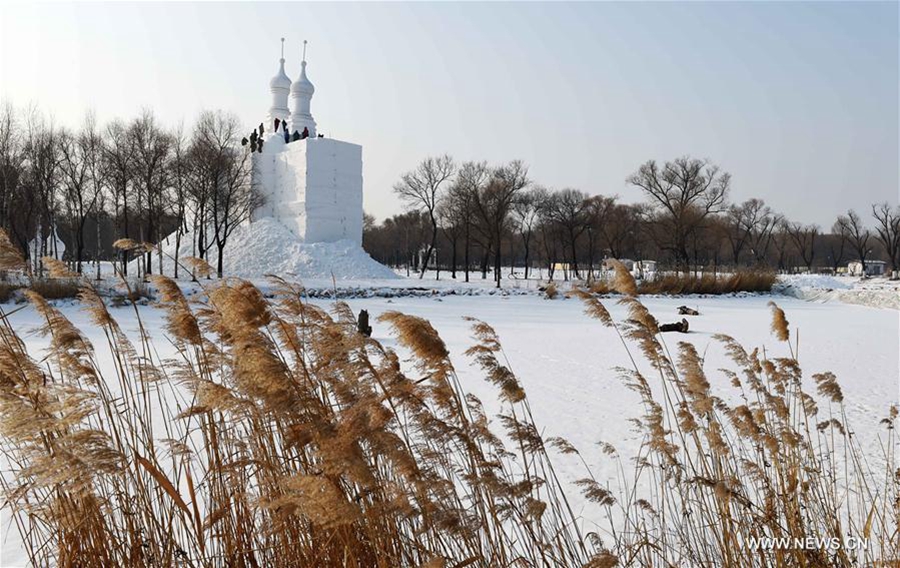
[135,218,398,280]
[776,274,899,310]
[777,274,853,291]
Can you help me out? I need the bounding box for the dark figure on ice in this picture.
[659,318,689,333]
[357,310,372,337]
[677,306,699,316]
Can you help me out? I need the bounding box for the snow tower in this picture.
[251,39,363,246]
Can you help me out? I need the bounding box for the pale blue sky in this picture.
[1,1,896,226]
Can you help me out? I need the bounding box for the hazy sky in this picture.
[1,1,897,226]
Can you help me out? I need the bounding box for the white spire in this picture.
[289,40,317,137]
[267,38,292,129]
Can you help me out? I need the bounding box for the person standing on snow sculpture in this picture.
[301,127,310,140]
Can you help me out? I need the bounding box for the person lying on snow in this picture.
[659,318,689,333]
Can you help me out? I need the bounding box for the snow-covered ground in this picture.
[71,260,900,308]
[777,273,900,309]
[1,289,897,566]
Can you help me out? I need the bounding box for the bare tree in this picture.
[367,211,429,276]
[772,220,793,272]
[871,202,900,273]
[0,104,27,252]
[473,161,529,287]
[192,111,261,278]
[130,109,173,275]
[102,119,136,275]
[536,207,563,281]
[81,114,107,280]
[825,216,851,273]
[544,188,590,279]
[844,210,872,274]
[447,161,488,283]
[785,221,819,273]
[169,124,191,279]
[725,199,777,266]
[627,157,730,270]
[58,114,105,274]
[582,195,615,279]
[393,155,456,278]
[22,108,62,273]
[595,199,641,261]
[512,186,547,279]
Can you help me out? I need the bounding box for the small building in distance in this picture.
[847,260,887,277]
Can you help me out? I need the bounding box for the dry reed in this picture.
[0,261,892,567]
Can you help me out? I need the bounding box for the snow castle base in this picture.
[132,218,397,280]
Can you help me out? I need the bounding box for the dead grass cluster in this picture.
[0,240,893,567]
[0,282,20,303]
[574,268,898,567]
[0,275,603,567]
[26,277,83,300]
[590,269,776,296]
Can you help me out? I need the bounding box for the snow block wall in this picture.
[252,136,363,246]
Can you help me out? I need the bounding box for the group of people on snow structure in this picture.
[242,119,323,153]
[241,123,268,153]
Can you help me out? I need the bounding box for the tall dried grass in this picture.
[591,269,776,296]
[574,267,898,567]
[0,247,893,567]
[0,275,604,567]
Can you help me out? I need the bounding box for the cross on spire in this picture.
[280,37,285,59]
[302,40,308,64]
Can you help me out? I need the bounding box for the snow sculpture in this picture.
[251,40,363,246]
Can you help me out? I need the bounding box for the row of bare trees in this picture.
[0,104,259,278]
[389,157,528,286]
[367,155,899,284]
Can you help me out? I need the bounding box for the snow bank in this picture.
[776,274,899,310]
[778,274,853,291]
[132,218,397,280]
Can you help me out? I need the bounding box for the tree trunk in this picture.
[420,216,437,279]
[76,235,84,275]
[217,242,225,278]
[95,209,102,281]
[174,229,181,279]
[450,237,457,279]
[569,233,579,279]
[523,237,530,280]
[464,224,470,283]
